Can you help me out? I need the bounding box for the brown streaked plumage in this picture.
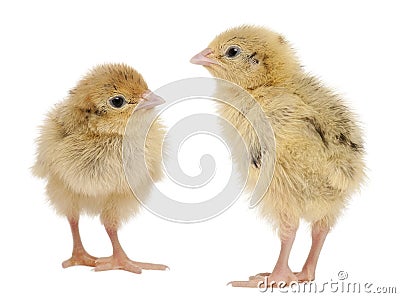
[33,63,167,273]
[191,25,365,287]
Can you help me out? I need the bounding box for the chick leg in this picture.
[62,217,97,268]
[296,222,330,282]
[94,226,168,274]
[229,227,298,288]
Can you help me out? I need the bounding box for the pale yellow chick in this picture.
[191,25,365,287]
[33,63,167,273]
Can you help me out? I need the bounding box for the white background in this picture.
[1,0,399,297]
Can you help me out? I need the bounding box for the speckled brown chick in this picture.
[191,25,365,287]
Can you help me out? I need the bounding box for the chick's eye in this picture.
[225,45,241,58]
[109,95,127,108]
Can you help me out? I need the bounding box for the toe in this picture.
[123,262,143,274]
[228,279,265,288]
[94,256,142,274]
[62,258,74,268]
[94,257,114,271]
[62,253,97,268]
[132,261,169,271]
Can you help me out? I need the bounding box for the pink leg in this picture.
[94,226,168,274]
[62,217,97,268]
[296,223,330,282]
[229,226,298,288]
[266,228,299,286]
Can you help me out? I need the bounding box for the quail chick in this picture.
[33,63,167,274]
[191,26,365,287]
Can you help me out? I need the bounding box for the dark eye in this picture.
[225,45,241,58]
[109,95,127,108]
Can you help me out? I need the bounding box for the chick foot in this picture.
[62,250,97,268]
[229,226,299,287]
[265,268,298,287]
[98,227,169,274]
[94,254,168,274]
[253,270,315,282]
[230,269,298,288]
[62,218,97,268]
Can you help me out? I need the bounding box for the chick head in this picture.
[66,64,164,135]
[191,25,301,89]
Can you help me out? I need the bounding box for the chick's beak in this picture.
[190,48,219,66]
[135,90,165,111]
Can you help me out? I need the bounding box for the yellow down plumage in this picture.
[33,63,167,273]
[192,25,365,286]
